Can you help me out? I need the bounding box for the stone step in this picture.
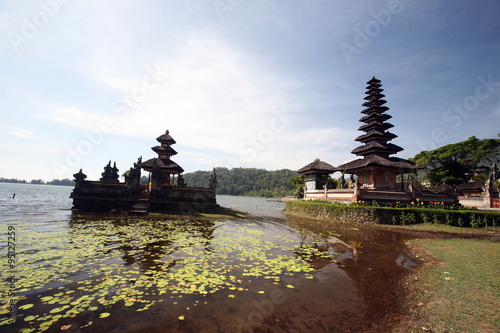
[129,201,150,214]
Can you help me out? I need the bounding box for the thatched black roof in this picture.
[156,130,176,145]
[141,157,184,174]
[355,130,397,143]
[335,155,418,174]
[351,141,403,156]
[151,145,178,156]
[455,181,483,190]
[297,159,336,174]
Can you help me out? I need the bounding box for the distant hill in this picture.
[183,167,297,197]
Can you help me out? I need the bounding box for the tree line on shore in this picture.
[183,167,298,197]
[0,178,75,186]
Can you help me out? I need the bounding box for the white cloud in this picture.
[37,26,363,172]
[6,126,37,139]
[38,106,104,129]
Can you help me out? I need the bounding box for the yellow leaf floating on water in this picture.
[258,291,265,294]
[178,315,185,320]
[24,315,39,322]
[49,305,70,313]
[99,312,110,318]
[228,294,235,298]
[60,324,72,331]
[18,304,34,310]
[19,328,36,333]
[286,284,294,289]
[81,321,93,328]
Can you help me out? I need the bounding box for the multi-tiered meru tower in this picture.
[335,77,417,190]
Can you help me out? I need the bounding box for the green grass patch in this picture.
[383,223,500,235]
[150,206,247,220]
[198,206,247,219]
[407,239,500,332]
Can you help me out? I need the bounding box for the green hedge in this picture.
[285,201,500,228]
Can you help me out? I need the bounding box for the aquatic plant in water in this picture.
[0,217,325,332]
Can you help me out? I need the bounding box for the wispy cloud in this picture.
[6,126,37,139]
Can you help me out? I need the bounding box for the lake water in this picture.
[0,183,416,332]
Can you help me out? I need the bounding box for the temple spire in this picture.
[351,77,403,158]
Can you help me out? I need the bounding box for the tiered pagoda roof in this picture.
[353,77,402,157]
[336,77,417,173]
[142,130,184,174]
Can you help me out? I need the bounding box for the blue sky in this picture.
[0,0,499,181]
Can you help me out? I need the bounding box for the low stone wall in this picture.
[70,181,137,212]
[71,181,217,213]
[303,188,457,205]
[285,201,500,228]
[459,196,488,208]
[150,186,217,213]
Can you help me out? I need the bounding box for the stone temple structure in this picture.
[70,130,217,213]
[298,77,458,205]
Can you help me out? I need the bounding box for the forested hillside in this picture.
[183,167,297,197]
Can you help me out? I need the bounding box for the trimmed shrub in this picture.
[285,201,500,228]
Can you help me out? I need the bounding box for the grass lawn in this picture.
[404,239,500,332]
[385,223,500,235]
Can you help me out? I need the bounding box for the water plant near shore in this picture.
[0,215,326,332]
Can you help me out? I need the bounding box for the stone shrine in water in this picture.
[70,130,217,213]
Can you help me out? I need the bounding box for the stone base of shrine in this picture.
[71,181,217,213]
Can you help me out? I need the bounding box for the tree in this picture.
[411,136,500,186]
[184,167,298,197]
[122,169,131,181]
[290,174,305,198]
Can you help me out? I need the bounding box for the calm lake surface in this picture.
[0,183,416,332]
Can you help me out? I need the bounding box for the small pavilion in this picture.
[297,159,336,191]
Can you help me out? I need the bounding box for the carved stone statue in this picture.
[125,157,142,189]
[177,174,187,187]
[209,168,217,191]
[73,169,87,182]
[73,169,87,191]
[100,161,120,183]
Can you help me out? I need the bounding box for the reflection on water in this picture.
[0,184,416,332]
